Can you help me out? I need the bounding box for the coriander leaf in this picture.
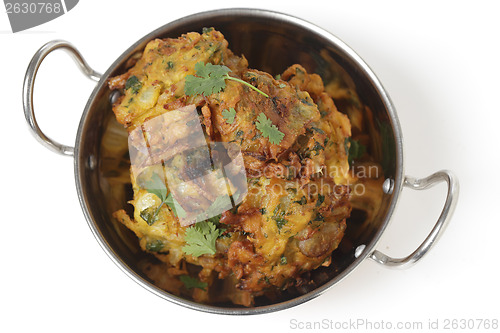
[226,75,269,97]
[179,275,208,291]
[255,112,285,145]
[206,214,222,225]
[144,173,168,202]
[184,74,226,96]
[182,221,223,257]
[165,193,187,218]
[345,137,366,166]
[206,194,231,218]
[184,62,269,98]
[125,75,142,94]
[184,62,230,96]
[144,173,186,219]
[195,194,233,222]
[196,61,230,78]
[222,107,236,124]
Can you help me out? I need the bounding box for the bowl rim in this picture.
[74,7,404,315]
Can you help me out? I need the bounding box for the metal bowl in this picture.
[23,8,458,315]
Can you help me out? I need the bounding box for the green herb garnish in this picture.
[311,126,325,135]
[184,62,269,98]
[179,275,208,291]
[146,240,164,252]
[316,194,325,207]
[140,206,158,226]
[206,214,222,225]
[294,196,307,205]
[222,107,236,124]
[280,255,288,265]
[272,204,287,230]
[202,27,214,34]
[202,194,232,220]
[125,75,142,94]
[314,213,324,222]
[182,221,223,257]
[255,112,285,145]
[312,141,324,154]
[144,173,187,223]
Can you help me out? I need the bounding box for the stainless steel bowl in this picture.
[23,8,458,315]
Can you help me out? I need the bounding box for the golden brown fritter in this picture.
[111,29,247,128]
[109,28,353,306]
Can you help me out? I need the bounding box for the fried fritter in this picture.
[109,28,353,306]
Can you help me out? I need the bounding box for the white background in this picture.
[1,1,499,332]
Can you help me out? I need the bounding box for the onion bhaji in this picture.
[109,28,354,306]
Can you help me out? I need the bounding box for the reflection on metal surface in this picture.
[128,105,247,226]
[354,244,366,258]
[382,178,394,194]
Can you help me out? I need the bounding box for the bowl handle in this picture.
[23,40,101,157]
[369,170,459,268]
